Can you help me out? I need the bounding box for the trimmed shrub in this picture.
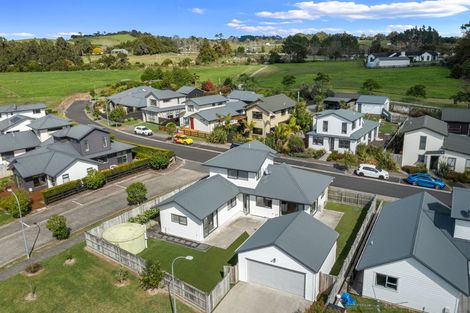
[149,154,171,170]
[445,171,470,183]
[140,260,164,290]
[326,151,345,162]
[131,144,175,160]
[42,180,84,204]
[126,182,147,205]
[287,136,305,153]
[0,190,32,218]
[402,164,427,174]
[208,127,228,144]
[25,263,43,274]
[83,169,106,190]
[291,148,325,159]
[437,161,451,178]
[128,208,160,224]
[102,158,150,178]
[46,215,70,240]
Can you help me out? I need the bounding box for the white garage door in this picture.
[246,259,306,298]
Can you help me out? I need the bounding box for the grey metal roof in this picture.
[227,90,263,103]
[189,101,246,122]
[356,192,470,295]
[356,95,389,105]
[203,140,276,172]
[253,163,332,205]
[28,114,71,130]
[441,108,470,123]
[251,94,296,113]
[0,131,40,153]
[53,124,109,140]
[0,103,45,114]
[443,133,470,155]
[324,97,352,103]
[0,115,33,132]
[451,187,470,221]
[159,175,240,221]
[176,86,202,95]
[107,86,185,108]
[401,115,448,136]
[237,211,338,273]
[187,95,228,106]
[376,56,410,61]
[142,105,186,113]
[316,109,363,122]
[334,92,360,100]
[307,120,378,141]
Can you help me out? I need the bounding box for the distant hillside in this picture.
[88,34,136,47]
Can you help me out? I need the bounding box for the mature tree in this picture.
[0,190,31,218]
[109,106,126,124]
[201,80,215,91]
[282,75,296,89]
[312,72,332,96]
[361,79,381,93]
[165,122,177,137]
[238,73,257,90]
[196,39,218,64]
[291,102,312,132]
[126,182,147,205]
[268,51,282,64]
[141,66,164,81]
[283,34,309,62]
[46,215,70,240]
[406,84,427,98]
[451,91,470,108]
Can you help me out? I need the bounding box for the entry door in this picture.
[189,117,194,129]
[329,138,335,150]
[243,194,250,215]
[246,259,306,298]
[203,213,217,237]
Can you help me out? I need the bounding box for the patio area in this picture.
[203,212,266,249]
[314,208,344,229]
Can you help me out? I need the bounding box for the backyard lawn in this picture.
[140,233,249,292]
[348,296,411,312]
[0,242,195,313]
[326,202,368,275]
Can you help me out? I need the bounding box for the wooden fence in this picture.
[104,162,150,183]
[180,128,210,139]
[328,186,376,207]
[44,183,88,205]
[319,273,336,295]
[326,198,383,307]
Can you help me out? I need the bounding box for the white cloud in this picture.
[10,32,34,37]
[191,7,207,14]
[259,20,304,25]
[257,0,470,20]
[57,32,81,36]
[227,19,344,35]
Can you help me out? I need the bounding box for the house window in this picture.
[447,157,456,171]
[312,137,323,145]
[375,273,398,290]
[352,120,356,130]
[84,140,90,152]
[252,127,263,135]
[150,99,157,106]
[163,99,170,103]
[86,167,94,175]
[62,174,70,183]
[281,109,287,116]
[103,136,108,148]
[256,196,272,208]
[466,159,470,172]
[171,214,187,226]
[338,140,350,149]
[417,154,425,163]
[252,111,263,120]
[116,152,128,164]
[33,109,41,114]
[341,122,347,134]
[227,169,249,180]
[419,136,427,150]
[322,121,328,132]
[187,105,194,112]
[227,197,237,209]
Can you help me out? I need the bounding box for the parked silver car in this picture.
[354,164,389,180]
[134,126,153,136]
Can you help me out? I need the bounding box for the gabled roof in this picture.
[356,192,470,295]
[28,114,72,130]
[443,133,470,156]
[142,105,186,113]
[0,103,46,114]
[253,163,333,205]
[451,187,470,221]
[176,86,203,95]
[227,90,263,103]
[0,131,40,153]
[53,124,109,140]
[159,175,240,221]
[441,108,470,123]
[107,86,185,108]
[401,115,448,136]
[377,57,409,61]
[187,95,228,106]
[334,92,360,100]
[237,212,338,273]
[357,95,389,105]
[249,94,295,113]
[0,115,33,132]
[203,140,276,172]
[189,101,246,122]
[316,109,363,122]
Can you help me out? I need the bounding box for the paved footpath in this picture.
[0,159,207,272]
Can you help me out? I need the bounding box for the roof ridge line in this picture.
[282,164,311,203]
[273,213,300,247]
[410,193,427,256]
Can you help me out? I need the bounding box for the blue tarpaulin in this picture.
[340,292,357,307]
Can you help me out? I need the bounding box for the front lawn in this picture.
[140,233,249,292]
[326,202,368,275]
[0,242,195,313]
[0,209,14,226]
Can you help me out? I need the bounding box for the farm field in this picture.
[83,53,199,65]
[253,61,466,106]
[87,34,136,47]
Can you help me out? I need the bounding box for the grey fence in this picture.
[328,186,376,207]
[326,198,383,306]
[319,273,336,296]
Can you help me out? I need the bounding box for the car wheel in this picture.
[435,185,440,190]
[379,175,384,180]
[134,131,137,134]
[413,182,417,186]
[358,172,364,176]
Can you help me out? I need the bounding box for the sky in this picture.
[0,0,469,39]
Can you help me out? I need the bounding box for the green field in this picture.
[0,243,194,313]
[88,34,136,47]
[83,53,199,65]
[253,61,466,105]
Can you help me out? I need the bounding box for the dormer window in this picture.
[227,169,248,180]
[84,140,90,152]
[150,99,157,106]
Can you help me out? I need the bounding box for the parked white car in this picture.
[134,126,153,136]
[354,164,389,180]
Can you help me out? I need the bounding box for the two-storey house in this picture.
[245,94,296,136]
[176,86,204,99]
[181,95,229,129]
[307,109,379,153]
[10,124,134,191]
[0,103,46,121]
[107,86,186,123]
[441,108,470,136]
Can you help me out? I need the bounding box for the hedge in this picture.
[128,208,159,224]
[101,158,150,179]
[126,141,175,159]
[42,179,84,204]
[402,164,427,174]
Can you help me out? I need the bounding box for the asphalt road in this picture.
[66,101,452,205]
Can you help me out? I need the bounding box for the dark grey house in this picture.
[176,86,204,98]
[441,108,470,136]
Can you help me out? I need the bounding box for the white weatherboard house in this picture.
[366,53,410,68]
[181,95,229,129]
[158,140,333,241]
[237,211,338,301]
[107,86,186,123]
[0,103,46,121]
[401,115,470,173]
[355,95,390,115]
[356,190,470,313]
[307,109,379,153]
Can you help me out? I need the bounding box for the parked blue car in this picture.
[405,173,446,189]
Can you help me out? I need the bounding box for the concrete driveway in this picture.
[203,213,265,249]
[214,282,312,313]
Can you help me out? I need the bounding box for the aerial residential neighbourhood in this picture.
[1,1,470,313]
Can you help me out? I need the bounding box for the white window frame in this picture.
[171,214,187,226]
[375,273,398,291]
[256,196,272,208]
[227,197,237,210]
[62,173,70,183]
